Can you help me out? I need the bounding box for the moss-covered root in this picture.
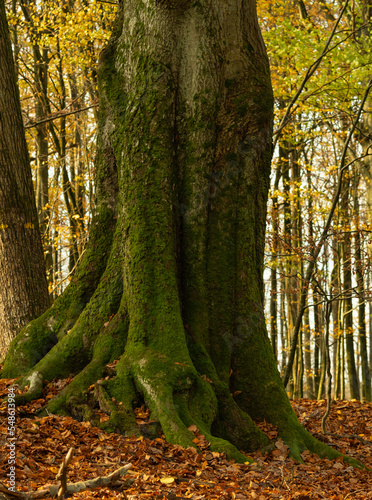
[1,209,118,379]
[115,352,251,462]
[211,382,270,453]
[44,307,129,414]
[278,417,365,469]
[97,377,140,436]
[159,392,250,462]
[12,371,44,406]
[12,252,124,391]
[44,358,106,417]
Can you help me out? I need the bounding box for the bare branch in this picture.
[24,104,98,129]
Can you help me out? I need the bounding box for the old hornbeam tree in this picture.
[0,0,49,359]
[1,0,360,464]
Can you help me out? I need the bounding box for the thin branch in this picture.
[299,60,372,103]
[24,104,98,129]
[0,464,133,499]
[49,248,86,296]
[57,448,75,500]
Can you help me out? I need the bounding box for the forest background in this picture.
[3,0,372,402]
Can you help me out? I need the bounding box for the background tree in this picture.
[0,0,49,358]
[1,0,360,465]
[259,0,372,401]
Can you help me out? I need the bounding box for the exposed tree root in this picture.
[4,319,366,468]
[12,371,43,406]
[0,210,118,379]
[277,417,364,468]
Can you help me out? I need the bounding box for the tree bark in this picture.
[331,234,342,400]
[353,175,371,401]
[34,47,52,279]
[340,174,360,400]
[0,0,50,359]
[1,0,362,466]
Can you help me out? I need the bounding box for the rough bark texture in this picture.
[0,0,50,359]
[0,0,362,466]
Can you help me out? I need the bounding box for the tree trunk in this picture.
[303,307,314,399]
[313,286,322,398]
[331,235,342,399]
[269,193,279,361]
[304,164,314,399]
[353,176,371,401]
[34,47,53,281]
[340,175,360,400]
[280,286,288,375]
[291,147,303,398]
[0,0,50,359]
[1,0,361,465]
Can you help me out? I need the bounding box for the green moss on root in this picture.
[1,208,118,379]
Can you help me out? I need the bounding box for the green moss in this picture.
[224,78,235,88]
[46,358,103,415]
[30,235,124,382]
[209,437,251,463]
[100,407,140,436]
[103,366,139,432]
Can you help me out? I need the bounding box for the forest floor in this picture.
[0,375,371,500]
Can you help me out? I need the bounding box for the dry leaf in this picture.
[160,477,175,484]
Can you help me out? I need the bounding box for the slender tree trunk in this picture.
[281,139,296,394]
[303,307,314,398]
[270,194,279,361]
[0,0,49,358]
[56,44,80,273]
[341,330,345,400]
[334,330,342,399]
[341,175,360,400]
[280,286,287,375]
[331,235,342,399]
[69,73,86,237]
[34,47,53,281]
[291,149,303,398]
[304,164,314,399]
[313,287,323,398]
[353,178,371,401]
[317,304,328,400]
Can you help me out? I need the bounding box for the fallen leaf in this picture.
[160,477,175,484]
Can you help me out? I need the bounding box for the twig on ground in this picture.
[280,466,291,491]
[0,465,132,500]
[345,489,367,499]
[31,463,133,499]
[56,447,75,500]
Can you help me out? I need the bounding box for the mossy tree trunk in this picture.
[1,0,362,465]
